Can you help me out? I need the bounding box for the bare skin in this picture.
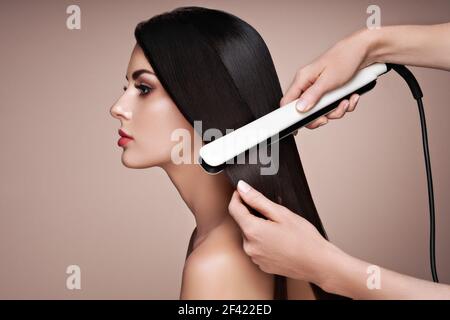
[110,44,314,299]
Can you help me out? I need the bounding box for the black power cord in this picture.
[386,63,439,283]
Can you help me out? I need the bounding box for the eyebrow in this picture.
[126,69,156,80]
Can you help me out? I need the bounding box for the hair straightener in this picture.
[200,63,388,173]
[198,62,440,283]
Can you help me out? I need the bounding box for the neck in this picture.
[161,159,234,241]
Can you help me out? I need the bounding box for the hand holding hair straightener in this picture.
[285,23,450,127]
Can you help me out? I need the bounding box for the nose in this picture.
[110,98,132,121]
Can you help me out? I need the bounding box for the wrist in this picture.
[356,27,387,67]
[319,244,373,299]
[315,242,360,297]
[313,241,347,292]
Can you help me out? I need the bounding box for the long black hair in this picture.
[135,6,346,300]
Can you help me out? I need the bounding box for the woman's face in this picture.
[110,44,194,169]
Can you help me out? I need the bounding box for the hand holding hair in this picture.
[229,180,450,300]
[228,180,336,286]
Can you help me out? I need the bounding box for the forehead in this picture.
[126,44,154,75]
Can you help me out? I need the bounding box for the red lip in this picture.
[118,129,134,147]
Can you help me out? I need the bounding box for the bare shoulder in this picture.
[180,219,274,299]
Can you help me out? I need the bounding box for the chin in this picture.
[120,151,143,169]
[120,150,161,169]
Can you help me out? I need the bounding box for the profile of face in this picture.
[110,45,195,169]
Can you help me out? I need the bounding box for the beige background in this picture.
[0,0,449,299]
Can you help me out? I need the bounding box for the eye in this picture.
[135,83,152,96]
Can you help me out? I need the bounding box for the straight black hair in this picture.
[135,6,347,300]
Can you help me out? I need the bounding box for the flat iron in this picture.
[199,63,389,174]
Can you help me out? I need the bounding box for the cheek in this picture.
[125,97,192,167]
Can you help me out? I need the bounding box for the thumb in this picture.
[295,73,335,113]
[236,180,284,222]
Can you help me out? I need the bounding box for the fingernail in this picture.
[352,95,360,104]
[237,180,251,193]
[296,98,308,112]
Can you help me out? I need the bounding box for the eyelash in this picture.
[122,84,153,96]
[136,83,152,95]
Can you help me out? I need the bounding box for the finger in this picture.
[305,116,328,129]
[228,191,263,233]
[236,180,284,222]
[347,94,360,112]
[243,239,256,257]
[326,99,349,119]
[295,71,339,113]
[280,66,317,107]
